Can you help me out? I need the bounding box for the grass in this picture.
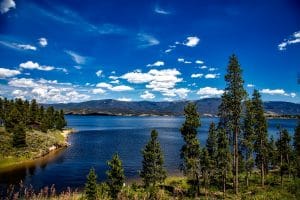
[0,126,68,169]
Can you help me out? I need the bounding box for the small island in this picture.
[0,98,71,170]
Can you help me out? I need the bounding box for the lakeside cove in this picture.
[0,128,75,171]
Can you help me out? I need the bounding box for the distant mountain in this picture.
[47,98,300,116]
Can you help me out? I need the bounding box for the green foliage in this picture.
[12,122,26,148]
[294,120,300,177]
[106,153,125,198]
[218,54,246,194]
[140,129,167,188]
[85,168,98,200]
[252,89,269,186]
[180,102,201,195]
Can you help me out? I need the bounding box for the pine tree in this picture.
[55,109,67,130]
[46,106,55,129]
[12,122,26,148]
[106,153,125,198]
[200,147,211,197]
[85,168,98,200]
[252,89,268,187]
[294,120,300,177]
[5,106,22,133]
[180,102,201,196]
[206,122,218,182]
[140,129,166,188]
[218,54,246,194]
[242,99,255,187]
[29,99,39,125]
[216,128,231,197]
[268,136,277,170]
[276,129,293,185]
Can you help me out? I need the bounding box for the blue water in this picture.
[0,116,298,193]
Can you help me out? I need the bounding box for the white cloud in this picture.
[184,61,192,64]
[205,73,220,79]
[191,73,203,78]
[96,82,133,91]
[208,68,218,71]
[183,36,200,47]
[121,68,184,98]
[65,50,86,64]
[137,33,159,47]
[165,49,172,53]
[247,84,255,88]
[177,58,184,62]
[19,61,56,72]
[260,89,285,95]
[290,93,296,98]
[38,37,48,47]
[110,79,120,84]
[92,88,105,94]
[8,77,90,103]
[200,66,207,69]
[197,87,224,98]
[147,61,164,67]
[0,0,15,14]
[96,70,103,77]
[154,6,170,15]
[195,60,204,64]
[73,65,82,70]
[0,41,37,51]
[117,97,132,102]
[17,44,37,51]
[0,67,20,78]
[109,75,118,80]
[12,89,27,99]
[140,91,155,99]
[278,31,300,50]
[19,61,55,71]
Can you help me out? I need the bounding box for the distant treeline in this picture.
[0,98,66,147]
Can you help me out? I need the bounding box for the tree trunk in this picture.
[223,173,226,199]
[246,171,249,187]
[234,125,239,194]
[261,162,264,187]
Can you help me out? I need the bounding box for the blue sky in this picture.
[0,0,299,103]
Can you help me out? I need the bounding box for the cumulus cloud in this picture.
[260,88,296,97]
[137,33,159,47]
[147,61,164,67]
[205,73,220,79]
[195,60,204,64]
[17,44,37,51]
[208,67,218,71]
[92,88,105,94]
[191,73,203,78]
[65,50,86,64]
[120,68,185,98]
[0,67,20,78]
[19,61,55,71]
[8,77,90,103]
[183,36,200,47]
[197,87,224,98]
[247,84,255,88]
[278,31,300,50]
[38,37,48,47]
[200,66,207,69]
[140,91,155,100]
[177,58,191,64]
[96,70,103,77]
[117,97,132,101]
[0,0,15,14]
[96,82,133,91]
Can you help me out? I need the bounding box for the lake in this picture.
[0,116,298,193]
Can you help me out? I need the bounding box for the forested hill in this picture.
[47,98,300,116]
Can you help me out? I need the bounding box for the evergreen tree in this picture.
[180,102,201,196]
[218,54,246,194]
[216,128,231,197]
[294,120,300,177]
[55,109,67,130]
[0,98,4,125]
[268,136,277,170]
[206,122,218,182]
[252,89,268,187]
[5,106,22,133]
[276,129,293,185]
[85,168,98,200]
[12,122,26,148]
[29,99,39,125]
[200,147,211,197]
[106,153,125,199]
[140,129,166,188]
[242,99,255,187]
[46,106,55,129]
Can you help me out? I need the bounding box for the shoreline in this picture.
[0,128,76,171]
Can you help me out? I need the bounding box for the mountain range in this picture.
[48,98,300,117]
